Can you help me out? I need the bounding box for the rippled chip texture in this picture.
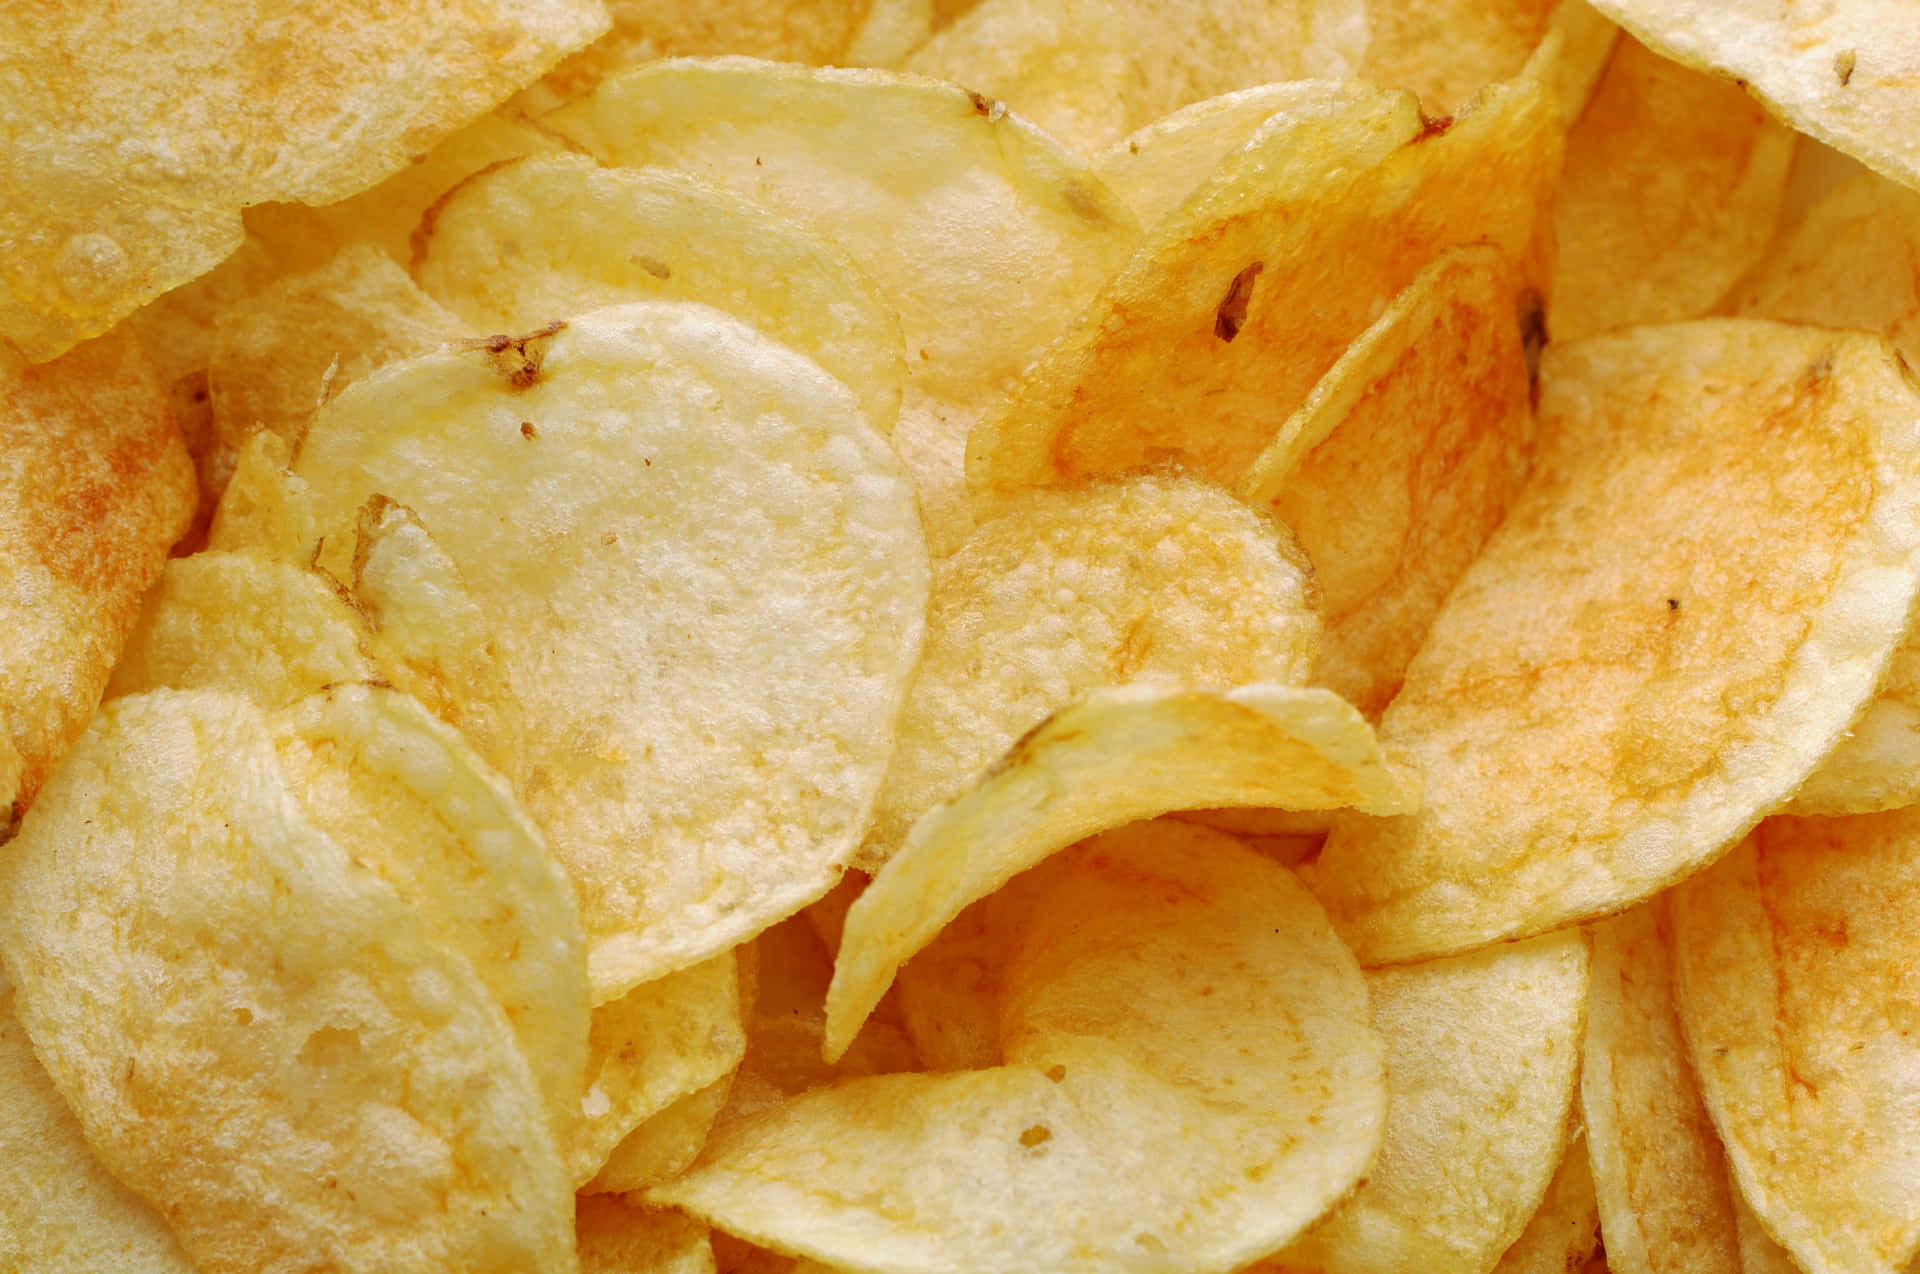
[0,0,607,361]
[0,691,575,1274]
[655,821,1386,1274]
[1673,812,1920,1274]
[413,154,903,438]
[1584,0,1920,194]
[1309,321,1920,966]
[0,329,195,817]
[1242,244,1536,717]
[865,473,1321,871]
[292,301,928,1000]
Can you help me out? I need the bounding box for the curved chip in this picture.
[1357,0,1605,117]
[412,153,903,438]
[1308,321,1920,966]
[578,1198,714,1274]
[655,821,1386,1274]
[1488,1136,1602,1274]
[0,690,574,1274]
[826,682,1414,1058]
[1672,813,1920,1274]
[293,301,928,1000]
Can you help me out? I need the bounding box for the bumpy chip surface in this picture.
[577,1197,715,1274]
[293,301,928,1000]
[1309,321,1920,966]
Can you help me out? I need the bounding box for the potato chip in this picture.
[1583,0,1920,194]
[0,329,195,816]
[291,301,928,1000]
[1735,1191,1805,1274]
[1241,244,1536,716]
[0,0,606,362]
[548,60,1138,553]
[0,965,196,1273]
[1308,321,1920,967]
[968,71,1559,502]
[826,682,1413,1057]
[1672,812,1920,1274]
[1260,929,1590,1274]
[1584,905,1742,1274]
[864,473,1322,872]
[0,690,574,1274]
[578,1197,715,1274]
[655,821,1386,1274]
[1489,1136,1603,1274]
[1552,34,1795,342]
[412,154,903,438]
[206,432,323,564]
[1357,0,1608,117]
[596,1075,736,1194]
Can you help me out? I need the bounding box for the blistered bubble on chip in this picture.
[549,60,1138,553]
[1260,929,1589,1274]
[968,72,1559,503]
[574,954,744,1188]
[0,0,607,362]
[578,1196,715,1274]
[656,821,1385,1274]
[1672,814,1920,1274]
[903,0,1367,156]
[1583,905,1742,1274]
[294,301,929,1000]
[108,552,377,708]
[0,690,575,1274]
[0,964,197,1274]
[207,431,323,564]
[412,154,904,438]
[1486,1134,1602,1274]
[863,473,1322,873]
[1583,0,1920,195]
[1242,244,1535,717]
[0,329,195,816]
[1309,321,1920,967]
[211,244,463,461]
[827,683,1414,1058]
[1552,34,1795,343]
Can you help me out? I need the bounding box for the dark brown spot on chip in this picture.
[634,255,672,280]
[1018,1125,1052,1148]
[520,421,538,439]
[1517,288,1548,403]
[1836,49,1856,86]
[463,321,566,391]
[409,155,529,271]
[1215,263,1264,342]
[1415,111,1454,141]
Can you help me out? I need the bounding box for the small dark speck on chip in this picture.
[1215,262,1264,342]
[520,421,538,439]
[1836,48,1856,85]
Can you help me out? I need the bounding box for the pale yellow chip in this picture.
[1736,1190,1807,1274]
[548,59,1139,553]
[1584,905,1743,1274]
[0,965,195,1273]
[595,1075,736,1195]
[1487,1135,1603,1274]
[864,473,1322,873]
[826,682,1414,1057]
[578,1197,715,1274]
[968,71,1559,502]
[207,431,323,564]
[0,0,606,362]
[412,153,903,438]
[1672,812,1920,1274]
[291,302,928,1000]
[0,690,574,1274]
[0,329,196,817]
[654,820,1386,1274]
[1583,0,1920,194]
[1241,243,1536,717]
[1552,33,1795,342]
[1308,321,1920,967]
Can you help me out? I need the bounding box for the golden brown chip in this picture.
[1358,0,1606,116]
[1673,812,1920,1274]
[1308,321,1920,967]
[0,328,196,816]
[578,1197,714,1274]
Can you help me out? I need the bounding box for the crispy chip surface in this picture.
[578,1197,715,1274]
[1487,1136,1602,1274]
[1309,321,1920,966]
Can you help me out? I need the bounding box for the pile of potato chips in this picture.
[8,0,1920,1271]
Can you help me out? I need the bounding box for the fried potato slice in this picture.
[1308,321,1920,966]
[1553,34,1795,342]
[655,821,1386,1274]
[596,1075,736,1194]
[1358,0,1608,117]
[1242,244,1536,717]
[0,690,575,1274]
[207,432,322,564]
[968,71,1559,501]
[412,153,903,438]
[1583,0,1920,194]
[0,965,196,1273]
[865,474,1321,872]
[1584,905,1742,1274]
[826,682,1414,1057]
[1488,1136,1603,1274]
[1673,813,1920,1274]
[579,1197,715,1274]
[0,0,606,362]
[548,60,1138,553]
[293,302,928,1000]
[0,329,195,817]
